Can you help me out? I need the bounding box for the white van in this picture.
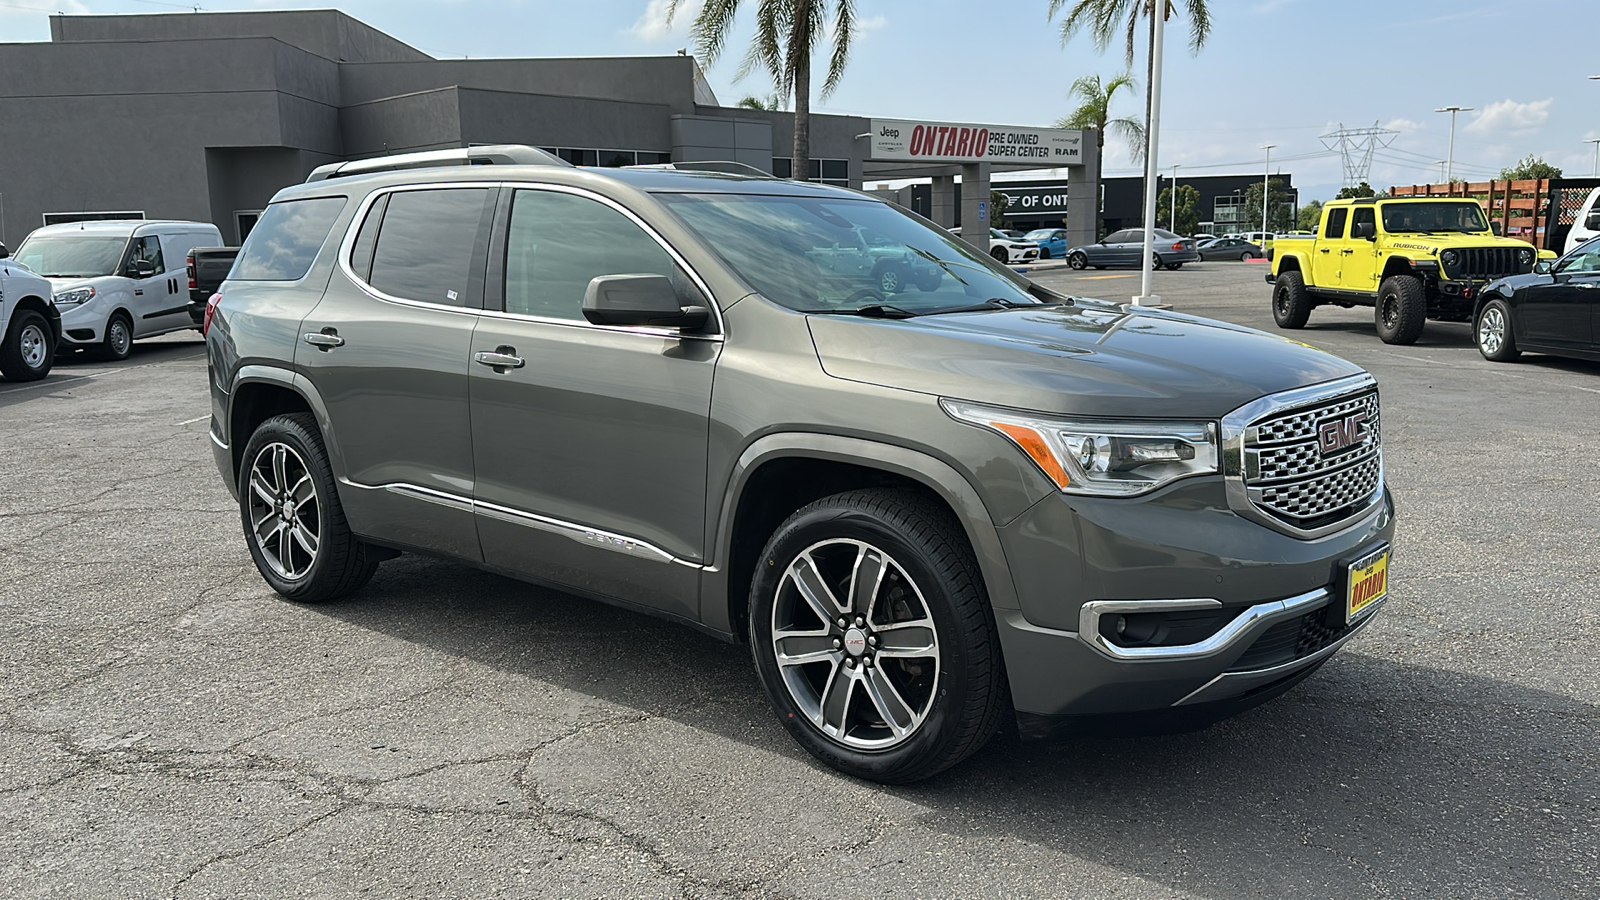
[1564,186,1600,254]
[10,219,222,359]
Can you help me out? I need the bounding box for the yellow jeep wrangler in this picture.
[1267,197,1546,344]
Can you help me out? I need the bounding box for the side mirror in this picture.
[0,242,8,260]
[128,259,158,277]
[582,274,708,330]
[1352,221,1376,240]
[1586,210,1600,230]
[1533,259,1553,275]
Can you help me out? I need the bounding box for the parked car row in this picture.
[1065,228,1199,271]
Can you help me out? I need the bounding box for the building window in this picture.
[539,148,673,168]
[42,211,145,226]
[773,158,849,186]
[1213,195,1246,226]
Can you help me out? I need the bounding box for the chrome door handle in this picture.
[474,347,525,370]
[302,330,345,350]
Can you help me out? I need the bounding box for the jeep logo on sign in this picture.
[1317,411,1369,456]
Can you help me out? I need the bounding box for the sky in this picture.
[3,0,1597,202]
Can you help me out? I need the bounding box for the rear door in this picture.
[1313,206,1349,289]
[468,185,720,620]
[147,230,203,330]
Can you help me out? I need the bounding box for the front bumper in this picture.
[55,302,106,346]
[993,480,1395,732]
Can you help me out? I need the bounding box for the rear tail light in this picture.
[1172,242,1183,251]
[203,292,222,335]
[186,253,197,290]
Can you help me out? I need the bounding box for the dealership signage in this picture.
[992,183,1073,216]
[869,119,1082,165]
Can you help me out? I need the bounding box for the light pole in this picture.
[1587,139,1600,178]
[1261,145,1275,236]
[1132,5,1166,307]
[1434,160,1448,183]
[1435,105,1473,187]
[1170,164,1180,233]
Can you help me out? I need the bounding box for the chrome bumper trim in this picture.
[1171,598,1382,706]
[1079,587,1331,662]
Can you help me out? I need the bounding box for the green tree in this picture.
[1055,73,1146,170]
[1335,182,1376,200]
[1499,154,1561,181]
[671,0,860,184]
[1296,198,1323,232]
[1155,183,1199,235]
[1047,0,1212,166]
[1243,178,1295,232]
[989,190,1012,229]
[735,93,782,110]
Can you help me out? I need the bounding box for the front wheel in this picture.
[1375,275,1426,345]
[1068,252,1088,270]
[239,412,381,602]
[1476,298,1520,362]
[989,247,1009,264]
[1038,247,1052,260]
[0,310,54,382]
[876,265,906,295]
[98,312,133,362]
[750,489,1006,784]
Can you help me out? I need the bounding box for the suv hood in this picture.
[808,302,1364,419]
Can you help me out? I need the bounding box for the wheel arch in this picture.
[706,434,1019,642]
[227,366,344,493]
[8,294,61,340]
[1274,252,1306,276]
[1380,255,1421,281]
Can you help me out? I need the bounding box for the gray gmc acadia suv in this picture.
[207,146,1394,783]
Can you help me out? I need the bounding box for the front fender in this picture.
[700,432,1021,635]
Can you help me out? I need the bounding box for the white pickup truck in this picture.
[0,246,60,381]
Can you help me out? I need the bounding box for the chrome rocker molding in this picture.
[372,481,699,568]
[1220,372,1384,540]
[1173,597,1384,706]
[1079,588,1331,662]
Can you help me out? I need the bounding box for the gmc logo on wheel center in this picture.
[1317,411,1370,456]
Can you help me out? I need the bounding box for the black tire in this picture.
[97,311,134,362]
[1272,270,1313,329]
[1475,298,1520,362]
[1150,253,1163,270]
[239,412,380,603]
[1241,251,1256,261]
[876,264,907,295]
[0,309,54,382]
[749,488,1007,784]
[1375,275,1426,345]
[1068,252,1088,270]
[1165,262,1183,270]
[989,246,1008,264]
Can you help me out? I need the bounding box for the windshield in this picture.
[1023,229,1057,241]
[12,234,127,278]
[1381,202,1489,234]
[658,193,1045,314]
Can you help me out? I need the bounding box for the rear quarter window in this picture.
[232,196,347,281]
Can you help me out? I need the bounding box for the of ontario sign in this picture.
[869,119,1083,165]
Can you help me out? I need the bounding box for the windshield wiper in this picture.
[904,246,974,285]
[926,297,1037,315]
[817,304,920,319]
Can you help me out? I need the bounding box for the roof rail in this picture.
[626,160,776,179]
[305,144,569,183]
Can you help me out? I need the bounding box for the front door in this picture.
[1520,244,1600,348]
[121,234,182,335]
[1313,206,1349,289]
[1344,206,1380,293]
[298,186,495,561]
[469,186,720,620]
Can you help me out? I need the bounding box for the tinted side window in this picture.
[128,236,164,274]
[233,197,347,281]
[1324,208,1348,239]
[1351,207,1375,236]
[368,188,491,306]
[1104,230,1131,243]
[503,189,676,320]
[348,194,388,283]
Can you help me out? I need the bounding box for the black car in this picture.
[1475,236,1600,363]
[1196,237,1263,261]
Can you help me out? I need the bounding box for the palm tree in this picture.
[1055,73,1145,174]
[670,0,859,184]
[1047,0,1211,165]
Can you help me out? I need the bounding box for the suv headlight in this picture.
[943,400,1219,496]
[53,286,95,307]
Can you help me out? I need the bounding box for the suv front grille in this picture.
[1235,384,1383,535]
[1448,247,1522,280]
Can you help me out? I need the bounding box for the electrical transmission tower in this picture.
[1320,122,1398,187]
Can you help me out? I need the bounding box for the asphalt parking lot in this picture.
[2,260,1596,899]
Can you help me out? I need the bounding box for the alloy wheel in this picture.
[770,539,940,750]
[1478,306,1506,355]
[879,269,900,293]
[246,442,321,580]
[1381,297,1399,329]
[18,324,47,370]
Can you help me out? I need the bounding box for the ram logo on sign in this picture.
[869,119,1083,166]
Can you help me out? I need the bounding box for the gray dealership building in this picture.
[0,9,1092,249]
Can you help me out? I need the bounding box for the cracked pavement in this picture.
[1,264,1597,899]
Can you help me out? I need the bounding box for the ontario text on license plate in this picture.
[1346,546,1389,623]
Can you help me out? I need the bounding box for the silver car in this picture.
[1067,228,1200,270]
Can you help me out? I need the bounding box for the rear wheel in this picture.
[1375,275,1426,345]
[239,412,381,603]
[877,265,906,295]
[1150,253,1163,270]
[750,489,1006,783]
[1068,252,1088,270]
[1165,262,1183,270]
[1475,298,1520,362]
[1241,251,1257,261]
[0,310,54,382]
[1272,270,1313,329]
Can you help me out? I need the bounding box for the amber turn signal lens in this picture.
[991,422,1071,489]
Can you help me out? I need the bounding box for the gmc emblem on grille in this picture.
[1317,411,1369,456]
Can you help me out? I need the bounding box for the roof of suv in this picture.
[29,220,220,237]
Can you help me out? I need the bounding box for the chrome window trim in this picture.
[334,181,725,342]
[1220,373,1384,540]
[368,481,702,568]
[1078,588,1329,662]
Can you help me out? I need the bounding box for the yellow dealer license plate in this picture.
[1345,546,1389,623]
